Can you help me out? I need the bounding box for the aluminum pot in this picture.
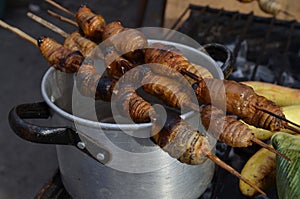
[8,41,233,199]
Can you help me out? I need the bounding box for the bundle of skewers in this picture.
[2,0,300,197]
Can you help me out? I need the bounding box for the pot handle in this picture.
[8,102,105,162]
[201,43,234,79]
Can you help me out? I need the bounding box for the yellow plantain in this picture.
[241,81,300,107]
[239,146,276,197]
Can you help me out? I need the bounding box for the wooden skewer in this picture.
[251,137,290,161]
[207,152,266,196]
[27,12,69,38]
[280,10,295,18]
[285,125,300,135]
[45,0,75,17]
[47,10,78,27]
[0,20,37,46]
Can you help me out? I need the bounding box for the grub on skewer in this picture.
[257,0,295,18]
[27,12,102,59]
[193,78,300,134]
[200,105,290,160]
[144,43,206,84]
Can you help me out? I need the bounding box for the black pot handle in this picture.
[8,102,108,163]
[9,102,76,144]
[201,43,234,79]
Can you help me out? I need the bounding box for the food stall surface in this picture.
[0,1,164,198]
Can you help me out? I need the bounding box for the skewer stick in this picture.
[206,152,266,196]
[251,137,290,161]
[47,10,78,27]
[0,20,37,46]
[27,12,69,38]
[280,10,295,18]
[45,0,75,17]
[285,125,300,134]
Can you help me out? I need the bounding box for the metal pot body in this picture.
[56,146,213,199]
[43,67,215,199]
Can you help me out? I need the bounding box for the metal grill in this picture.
[177,4,300,88]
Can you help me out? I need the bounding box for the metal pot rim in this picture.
[41,67,156,130]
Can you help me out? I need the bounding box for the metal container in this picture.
[9,41,233,199]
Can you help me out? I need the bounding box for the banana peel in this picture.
[241,81,300,107]
[272,133,300,199]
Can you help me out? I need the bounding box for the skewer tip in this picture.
[284,124,300,134]
[47,9,78,27]
[280,10,295,19]
[37,36,47,47]
[79,3,88,8]
[45,0,75,17]
[27,11,69,38]
[0,20,38,46]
